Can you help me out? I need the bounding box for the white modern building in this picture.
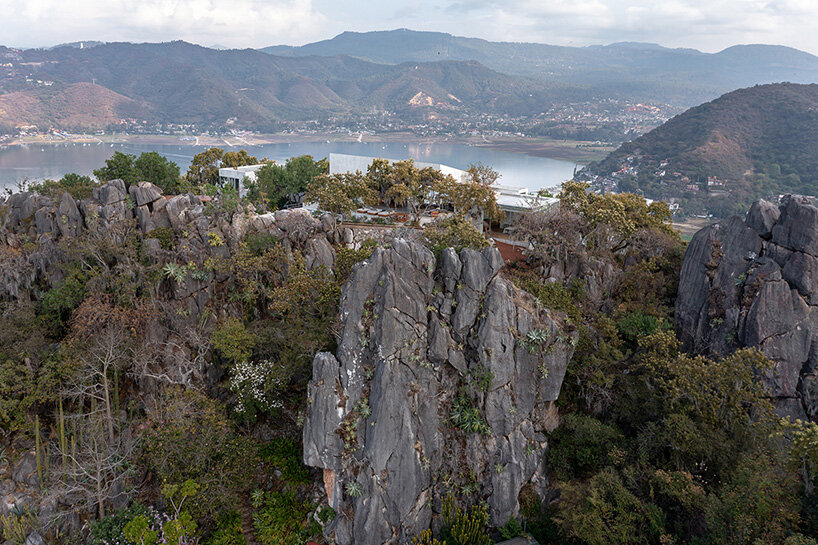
[218,164,267,197]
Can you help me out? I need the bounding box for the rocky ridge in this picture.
[676,195,818,419]
[303,240,577,545]
[0,180,341,302]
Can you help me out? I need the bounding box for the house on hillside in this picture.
[218,164,267,197]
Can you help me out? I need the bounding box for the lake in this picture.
[0,140,578,193]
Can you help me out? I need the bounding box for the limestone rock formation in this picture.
[303,240,577,545]
[676,195,818,419]
[0,181,341,302]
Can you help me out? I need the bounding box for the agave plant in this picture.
[161,262,187,284]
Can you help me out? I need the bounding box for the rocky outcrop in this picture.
[303,240,577,545]
[0,181,343,302]
[676,196,818,419]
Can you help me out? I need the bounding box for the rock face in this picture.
[303,240,577,545]
[676,196,818,419]
[0,182,343,302]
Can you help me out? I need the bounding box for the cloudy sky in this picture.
[3,0,818,55]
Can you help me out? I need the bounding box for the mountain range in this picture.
[1,40,557,130]
[1,30,818,131]
[263,29,818,105]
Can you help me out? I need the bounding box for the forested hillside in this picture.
[584,83,818,215]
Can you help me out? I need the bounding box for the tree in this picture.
[185,147,224,186]
[250,162,289,209]
[63,325,132,443]
[134,152,181,193]
[385,160,448,222]
[367,158,394,197]
[556,468,664,545]
[94,152,138,184]
[141,388,256,523]
[466,163,501,187]
[423,215,490,255]
[441,177,503,222]
[221,149,260,168]
[304,172,378,216]
[248,155,326,210]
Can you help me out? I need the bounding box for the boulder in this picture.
[57,192,82,238]
[11,452,36,488]
[129,181,163,207]
[305,236,336,271]
[304,240,577,545]
[94,179,127,205]
[25,533,46,545]
[746,199,780,239]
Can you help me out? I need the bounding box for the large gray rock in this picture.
[746,199,780,239]
[304,240,577,545]
[94,179,127,205]
[129,181,163,207]
[676,196,818,418]
[11,452,37,487]
[57,191,82,238]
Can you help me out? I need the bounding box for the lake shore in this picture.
[1,132,614,164]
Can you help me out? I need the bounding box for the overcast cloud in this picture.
[2,0,818,55]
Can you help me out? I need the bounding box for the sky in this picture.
[2,0,818,55]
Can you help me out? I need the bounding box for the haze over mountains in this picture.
[1,29,818,132]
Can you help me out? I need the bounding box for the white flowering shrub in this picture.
[228,360,286,418]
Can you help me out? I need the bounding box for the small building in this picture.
[218,164,267,197]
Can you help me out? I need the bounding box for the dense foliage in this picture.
[508,184,818,545]
[3,151,817,545]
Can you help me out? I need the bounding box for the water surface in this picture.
[0,141,578,193]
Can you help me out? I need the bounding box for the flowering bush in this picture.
[229,360,286,418]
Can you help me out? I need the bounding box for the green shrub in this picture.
[86,502,150,545]
[30,173,98,200]
[253,491,319,545]
[211,317,257,364]
[38,272,88,336]
[616,311,666,347]
[556,468,665,545]
[140,388,257,525]
[243,232,279,257]
[206,513,246,545]
[147,227,174,250]
[336,239,378,282]
[547,414,625,479]
[423,214,489,257]
[259,438,310,484]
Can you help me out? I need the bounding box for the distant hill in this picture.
[262,30,818,107]
[0,82,151,130]
[0,40,559,130]
[583,83,818,215]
